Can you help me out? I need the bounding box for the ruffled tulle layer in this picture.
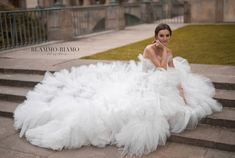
[14,54,222,156]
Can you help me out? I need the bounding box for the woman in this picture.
[14,23,222,156]
[143,23,174,69]
[144,23,185,101]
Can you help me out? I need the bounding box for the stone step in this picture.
[191,64,235,90]
[0,84,235,115]
[0,65,234,90]
[0,73,44,87]
[0,100,18,118]
[2,101,234,130]
[0,85,31,102]
[206,74,235,90]
[215,89,235,108]
[201,107,235,128]
[0,68,51,75]
[169,124,235,152]
[2,118,234,158]
[0,85,233,105]
[152,142,235,158]
[213,81,235,90]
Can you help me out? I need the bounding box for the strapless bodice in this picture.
[138,54,173,71]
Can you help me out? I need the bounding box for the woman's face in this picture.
[156,29,171,46]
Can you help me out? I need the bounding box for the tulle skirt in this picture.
[14,55,222,156]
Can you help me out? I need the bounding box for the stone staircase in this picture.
[0,68,43,117]
[0,65,234,156]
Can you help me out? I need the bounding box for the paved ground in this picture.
[1,117,235,158]
[0,22,235,158]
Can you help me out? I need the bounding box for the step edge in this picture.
[169,134,235,152]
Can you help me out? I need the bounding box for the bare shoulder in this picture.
[143,44,155,57]
[144,44,154,51]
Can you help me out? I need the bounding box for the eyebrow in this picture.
[159,34,170,36]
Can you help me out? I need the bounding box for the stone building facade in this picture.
[1,0,172,9]
[2,0,234,23]
[188,0,235,23]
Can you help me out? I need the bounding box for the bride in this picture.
[14,23,222,156]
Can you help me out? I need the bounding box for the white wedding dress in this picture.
[14,54,222,156]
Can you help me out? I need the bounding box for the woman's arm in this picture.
[167,51,174,68]
[168,59,174,67]
[144,46,165,68]
[160,47,169,68]
[155,40,171,69]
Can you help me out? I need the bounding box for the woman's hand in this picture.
[157,40,173,57]
[155,40,164,48]
[156,40,171,53]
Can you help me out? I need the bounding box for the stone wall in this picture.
[224,0,235,22]
[188,0,235,23]
[190,0,217,23]
[47,4,125,40]
[46,1,185,40]
[124,3,141,20]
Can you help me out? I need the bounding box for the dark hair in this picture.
[154,23,172,38]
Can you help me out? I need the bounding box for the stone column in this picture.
[83,0,92,5]
[62,0,71,6]
[128,0,138,3]
[38,0,53,8]
[163,0,172,19]
[91,0,97,4]
[117,4,125,29]
[47,8,74,41]
[215,0,224,23]
[106,4,125,30]
[223,0,235,22]
[106,0,112,4]
[19,0,27,9]
[140,0,154,23]
[184,1,191,23]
